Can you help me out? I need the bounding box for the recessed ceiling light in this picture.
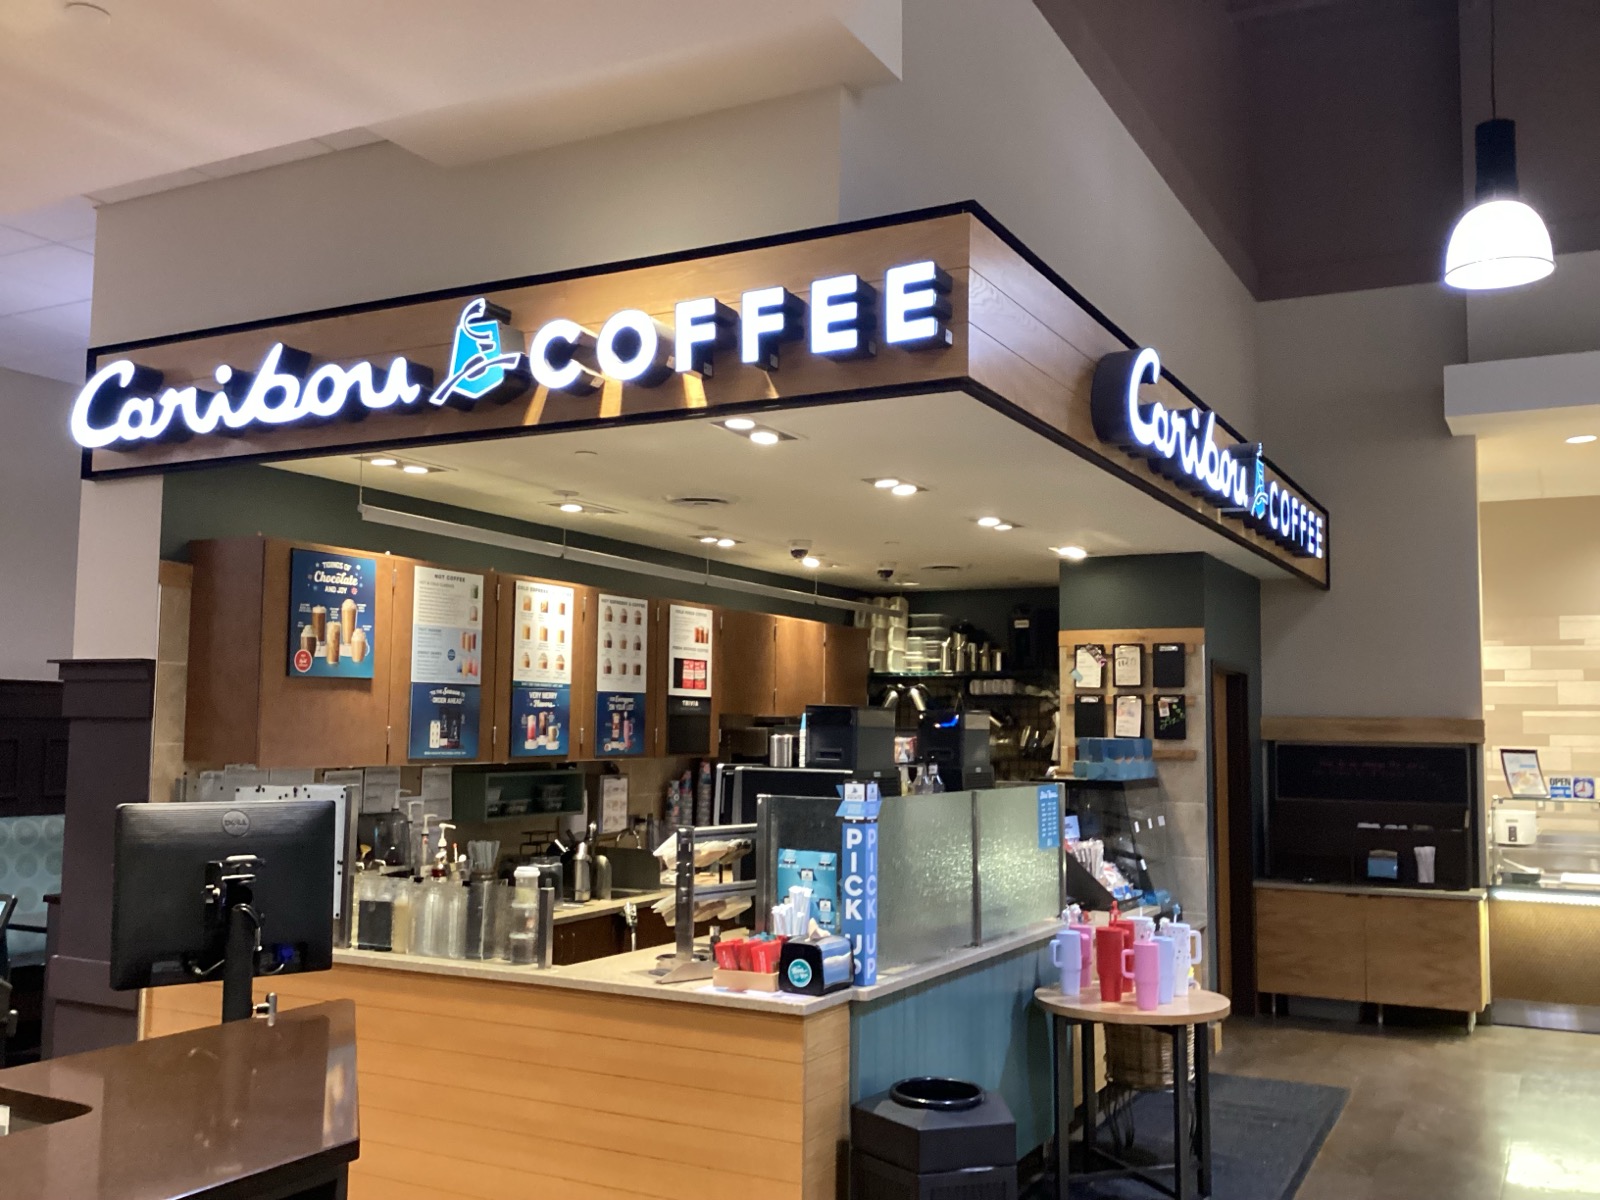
[368,457,397,468]
[891,483,920,497]
[802,556,821,569]
[1567,434,1597,445]
[977,517,1002,528]
[1055,545,1089,561]
[749,430,781,446]
[993,523,1014,532]
[723,417,757,432]
[716,537,737,549]
[558,502,584,513]
[698,535,719,544]
[402,464,430,475]
[873,478,901,490]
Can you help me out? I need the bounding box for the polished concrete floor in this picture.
[1217,1016,1600,1199]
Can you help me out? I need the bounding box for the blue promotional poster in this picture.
[407,684,480,758]
[510,580,575,757]
[287,549,377,678]
[595,594,648,755]
[407,566,483,759]
[776,849,841,936]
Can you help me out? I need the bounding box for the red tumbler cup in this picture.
[1095,926,1128,1002]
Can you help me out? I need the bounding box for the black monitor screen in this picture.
[110,800,335,991]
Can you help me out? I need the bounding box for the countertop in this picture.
[332,919,1061,1014]
[0,1000,359,1200]
[1255,878,1487,902]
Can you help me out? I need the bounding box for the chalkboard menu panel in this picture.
[1273,743,1473,807]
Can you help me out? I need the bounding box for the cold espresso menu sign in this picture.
[510,580,574,758]
[287,549,376,678]
[596,594,648,756]
[408,566,483,759]
[668,604,713,698]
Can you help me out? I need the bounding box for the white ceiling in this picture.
[271,391,1292,591]
[0,0,899,383]
[1472,409,1600,503]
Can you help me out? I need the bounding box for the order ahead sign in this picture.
[71,262,953,453]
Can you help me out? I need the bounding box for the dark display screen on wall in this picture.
[1272,744,1473,807]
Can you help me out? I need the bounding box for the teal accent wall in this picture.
[850,942,1055,1156]
[161,464,856,623]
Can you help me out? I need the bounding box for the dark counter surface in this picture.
[0,999,358,1200]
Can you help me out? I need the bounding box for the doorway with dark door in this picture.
[1210,665,1255,1008]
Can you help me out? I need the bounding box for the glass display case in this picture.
[1490,793,1600,894]
[1064,778,1179,918]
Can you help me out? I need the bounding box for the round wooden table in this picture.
[1035,986,1231,1200]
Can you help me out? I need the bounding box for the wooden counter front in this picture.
[145,961,850,1200]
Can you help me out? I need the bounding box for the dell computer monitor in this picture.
[110,800,336,993]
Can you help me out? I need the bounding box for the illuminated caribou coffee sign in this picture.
[1091,346,1324,560]
[70,261,954,452]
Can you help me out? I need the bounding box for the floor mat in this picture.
[1034,1073,1348,1200]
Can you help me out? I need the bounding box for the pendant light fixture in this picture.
[1444,0,1553,290]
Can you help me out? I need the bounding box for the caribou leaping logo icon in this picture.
[429,298,532,410]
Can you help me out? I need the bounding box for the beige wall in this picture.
[1257,280,1481,720]
[0,367,81,679]
[1480,496,1600,789]
[90,88,847,345]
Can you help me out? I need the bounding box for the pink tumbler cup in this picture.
[1069,923,1095,971]
[1124,941,1162,1012]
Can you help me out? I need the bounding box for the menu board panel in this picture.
[408,566,483,759]
[596,594,648,755]
[510,580,575,757]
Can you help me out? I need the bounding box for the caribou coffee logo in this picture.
[221,809,251,837]
[1091,346,1323,560]
[72,260,954,452]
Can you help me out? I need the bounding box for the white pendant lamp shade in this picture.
[1444,118,1554,291]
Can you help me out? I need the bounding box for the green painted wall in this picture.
[162,464,856,623]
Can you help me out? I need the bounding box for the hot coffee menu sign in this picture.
[76,205,1330,587]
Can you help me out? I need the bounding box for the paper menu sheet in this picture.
[601,775,629,835]
[1074,644,1106,689]
[512,580,575,685]
[411,567,483,684]
[1112,644,1142,687]
[1114,694,1143,738]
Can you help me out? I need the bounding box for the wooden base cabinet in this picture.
[1255,883,1489,1016]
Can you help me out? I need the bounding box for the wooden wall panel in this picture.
[774,617,827,717]
[1259,716,1485,745]
[257,538,393,769]
[145,964,847,1200]
[1254,887,1367,1002]
[718,609,777,717]
[823,625,870,707]
[184,537,265,764]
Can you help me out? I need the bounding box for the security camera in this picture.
[877,562,897,582]
[789,539,813,560]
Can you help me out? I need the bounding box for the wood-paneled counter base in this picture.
[145,956,850,1200]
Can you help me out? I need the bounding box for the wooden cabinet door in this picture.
[717,609,776,716]
[1364,895,1488,1013]
[774,616,827,716]
[552,914,623,965]
[257,538,395,769]
[1253,887,1366,1002]
[823,624,870,706]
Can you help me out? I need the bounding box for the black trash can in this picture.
[850,1077,1018,1199]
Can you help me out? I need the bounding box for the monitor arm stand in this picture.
[204,855,265,1024]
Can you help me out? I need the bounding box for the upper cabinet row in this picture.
[183,536,868,770]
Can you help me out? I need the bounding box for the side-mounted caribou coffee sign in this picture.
[1092,346,1324,560]
[69,261,954,453]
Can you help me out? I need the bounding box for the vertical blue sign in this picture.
[840,821,879,986]
[1037,783,1062,850]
